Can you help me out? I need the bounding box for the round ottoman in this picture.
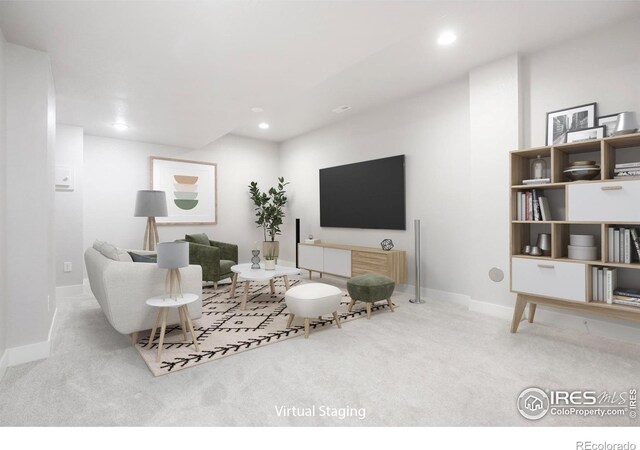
[346,273,395,319]
[285,283,343,338]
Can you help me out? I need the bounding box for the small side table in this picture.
[145,293,201,362]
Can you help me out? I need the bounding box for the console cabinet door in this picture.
[567,180,640,222]
[323,248,351,277]
[511,257,586,302]
[298,244,323,272]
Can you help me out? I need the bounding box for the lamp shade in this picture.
[134,190,168,217]
[157,241,189,269]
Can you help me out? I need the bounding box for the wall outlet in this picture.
[63,262,73,273]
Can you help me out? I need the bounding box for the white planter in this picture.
[264,259,276,270]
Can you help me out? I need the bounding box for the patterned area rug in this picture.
[135,279,395,376]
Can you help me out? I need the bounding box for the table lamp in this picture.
[134,190,168,251]
[157,241,189,300]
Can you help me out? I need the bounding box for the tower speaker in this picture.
[295,218,301,268]
[410,219,425,304]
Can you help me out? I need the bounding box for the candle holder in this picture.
[251,250,261,269]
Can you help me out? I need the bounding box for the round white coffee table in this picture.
[145,293,200,362]
[230,263,301,310]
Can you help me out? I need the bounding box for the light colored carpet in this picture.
[1,275,640,426]
[136,279,394,376]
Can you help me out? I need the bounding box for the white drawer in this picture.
[567,180,640,222]
[511,258,586,302]
[298,244,323,272]
[323,248,351,277]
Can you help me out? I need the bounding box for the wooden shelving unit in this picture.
[509,132,640,332]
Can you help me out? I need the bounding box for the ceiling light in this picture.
[251,107,264,113]
[437,31,457,46]
[258,123,269,129]
[113,122,129,131]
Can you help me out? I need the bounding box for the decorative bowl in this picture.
[568,245,598,261]
[563,167,600,181]
[569,234,596,247]
[569,160,597,167]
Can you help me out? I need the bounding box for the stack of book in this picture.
[522,178,551,185]
[592,267,618,303]
[614,162,640,179]
[607,227,640,264]
[612,288,640,308]
[516,189,551,221]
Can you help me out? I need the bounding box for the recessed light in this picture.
[437,31,457,46]
[258,123,269,130]
[251,107,264,113]
[332,105,352,114]
[113,122,129,131]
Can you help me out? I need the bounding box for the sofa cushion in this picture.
[93,240,133,262]
[129,252,158,263]
[185,233,210,246]
[219,259,235,276]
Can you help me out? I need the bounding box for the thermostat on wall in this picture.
[55,166,74,191]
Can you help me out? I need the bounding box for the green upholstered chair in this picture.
[346,273,396,319]
[177,233,238,289]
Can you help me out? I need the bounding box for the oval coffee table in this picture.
[230,263,301,310]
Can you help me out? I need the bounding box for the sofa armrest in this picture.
[210,240,238,262]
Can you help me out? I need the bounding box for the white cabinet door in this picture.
[298,244,323,272]
[323,248,351,277]
[568,180,640,222]
[512,257,586,302]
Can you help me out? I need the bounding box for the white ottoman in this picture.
[285,283,343,338]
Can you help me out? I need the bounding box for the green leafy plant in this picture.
[249,177,290,242]
[264,249,275,261]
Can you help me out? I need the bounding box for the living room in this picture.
[1,0,640,445]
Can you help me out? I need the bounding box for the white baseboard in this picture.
[6,307,57,367]
[55,283,84,297]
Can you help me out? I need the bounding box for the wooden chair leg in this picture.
[284,275,290,290]
[230,273,238,297]
[333,311,341,328]
[387,298,395,312]
[528,303,537,323]
[510,295,527,333]
[269,279,275,294]
[348,299,356,312]
[304,318,310,338]
[287,313,295,328]
[214,282,218,290]
[366,303,372,320]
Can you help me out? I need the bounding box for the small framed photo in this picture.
[598,113,620,137]
[566,126,605,143]
[546,102,597,146]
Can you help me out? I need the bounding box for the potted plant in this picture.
[249,177,290,260]
[264,250,276,270]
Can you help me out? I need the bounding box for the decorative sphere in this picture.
[380,239,394,251]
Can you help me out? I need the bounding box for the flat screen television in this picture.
[319,155,406,230]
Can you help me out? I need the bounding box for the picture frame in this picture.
[151,156,217,225]
[546,102,597,146]
[598,113,620,137]
[566,126,605,143]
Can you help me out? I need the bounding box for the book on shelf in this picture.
[539,197,550,221]
[614,229,621,262]
[613,287,640,299]
[608,227,615,263]
[624,229,631,264]
[615,162,640,169]
[607,227,639,263]
[612,298,640,308]
[605,268,618,304]
[592,267,618,303]
[614,170,640,178]
[522,178,551,185]
[597,268,604,302]
[631,229,640,261]
[515,189,548,221]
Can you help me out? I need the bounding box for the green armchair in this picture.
[178,233,238,289]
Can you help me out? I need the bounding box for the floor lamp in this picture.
[134,190,168,251]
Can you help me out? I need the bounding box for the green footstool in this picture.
[346,273,395,319]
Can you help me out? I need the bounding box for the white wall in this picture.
[279,78,471,296]
[524,17,640,148]
[83,134,280,266]
[4,43,56,356]
[55,125,84,287]
[0,25,7,374]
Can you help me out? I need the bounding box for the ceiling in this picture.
[1,1,639,148]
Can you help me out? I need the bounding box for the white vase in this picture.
[264,259,276,270]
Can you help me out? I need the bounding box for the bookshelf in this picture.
[509,132,640,333]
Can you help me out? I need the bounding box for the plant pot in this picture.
[263,241,279,260]
[264,259,276,270]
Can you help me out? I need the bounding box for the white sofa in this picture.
[84,246,203,335]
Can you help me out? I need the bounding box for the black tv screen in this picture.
[319,155,406,230]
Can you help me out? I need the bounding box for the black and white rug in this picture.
[135,279,395,376]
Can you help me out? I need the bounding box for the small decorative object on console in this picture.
[251,242,261,269]
[613,111,639,136]
[531,155,547,180]
[380,239,394,251]
[563,160,600,181]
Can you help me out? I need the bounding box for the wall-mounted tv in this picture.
[319,155,406,230]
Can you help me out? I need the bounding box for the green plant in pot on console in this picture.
[249,176,290,260]
[264,249,276,270]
